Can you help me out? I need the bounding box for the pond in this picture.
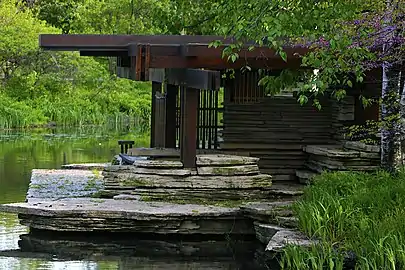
[0,126,272,270]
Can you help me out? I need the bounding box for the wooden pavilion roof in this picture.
[39,34,309,71]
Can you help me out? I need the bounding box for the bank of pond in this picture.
[1,128,405,269]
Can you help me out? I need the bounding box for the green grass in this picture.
[281,170,405,270]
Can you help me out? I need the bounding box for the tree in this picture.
[34,0,82,34]
[152,0,222,35]
[213,0,404,171]
[0,0,58,82]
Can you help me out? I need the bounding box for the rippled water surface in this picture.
[0,127,269,270]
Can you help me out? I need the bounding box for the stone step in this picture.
[253,222,317,252]
[343,141,380,153]
[303,145,360,158]
[196,154,259,166]
[104,173,272,190]
[27,169,104,202]
[61,163,109,170]
[296,170,317,184]
[0,198,254,236]
[241,201,297,226]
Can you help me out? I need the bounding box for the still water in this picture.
[0,127,269,270]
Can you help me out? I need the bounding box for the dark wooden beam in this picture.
[180,86,199,168]
[149,68,220,90]
[80,50,127,57]
[165,84,178,148]
[150,82,162,148]
[40,34,236,50]
[182,44,308,58]
[149,56,303,70]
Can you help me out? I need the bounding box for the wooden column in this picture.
[180,86,198,168]
[165,84,178,148]
[150,82,161,148]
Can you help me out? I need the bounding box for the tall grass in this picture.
[281,170,405,270]
[0,79,151,130]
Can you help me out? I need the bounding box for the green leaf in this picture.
[279,50,287,62]
[298,95,308,105]
[231,54,237,62]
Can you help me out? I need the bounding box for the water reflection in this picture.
[0,127,271,270]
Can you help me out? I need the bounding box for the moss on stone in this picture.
[92,169,102,178]
[122,178,150,187]
[139,194,258,208]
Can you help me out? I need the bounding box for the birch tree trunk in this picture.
[380,0,404,172]
[381,66,402,172]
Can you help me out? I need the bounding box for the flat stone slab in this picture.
[61,163,109,170]
[27,169,104,202]
[127,147,180,158]
[196,154,259,166]
[268,183,305,196]
[254,222,285,244]
[104,165,194,176]
[264,224,317,252]
[296,170,317,184]
[196,164,260,176]
[304,145,360,158]
[241,201,295,227]
[104,173,272,189]
[343,141,380,153]
[122,188,280,202]
[133,159,184,168]
[241,201,294,217]
[0,198,254,235]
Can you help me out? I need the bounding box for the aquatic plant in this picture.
[281,170,405,269]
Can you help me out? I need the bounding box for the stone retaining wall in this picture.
[102,154,273,202]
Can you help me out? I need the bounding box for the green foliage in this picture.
[70,0,156,34]
[281,170,405,269]
[34,0,82,33]
[0,0,58,79]
[344,120,381,145]
[152,0,221,34]
[212,0,401,106]
[0,0,152,129]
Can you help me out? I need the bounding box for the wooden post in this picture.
[180,86,198,168]
[150,82,161,148]
[165,84,178,148]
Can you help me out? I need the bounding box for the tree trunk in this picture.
[381,65,402,172]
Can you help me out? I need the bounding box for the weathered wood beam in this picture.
[80,50,127,57]
[148,56,302,70]
[150,82,162,148]
[180,86,199,168]
[165,84,178,148]
[149,68,220,90]
[39,34,236,50]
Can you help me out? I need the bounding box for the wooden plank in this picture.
[150,82,161,148]
[165,84,178,148]
[180,86,198,168]
[150,69,220,90]
[40,34,308,59]
[148,56,302,70]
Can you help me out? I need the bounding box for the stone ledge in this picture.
[27,169,104,202]
[196,154,260,166]
[104,173,272,189]
[253,223,318,252]
[0,198,254,235]
[303,145,359,158]
[343,141,380,153]
[61,163,109,170]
